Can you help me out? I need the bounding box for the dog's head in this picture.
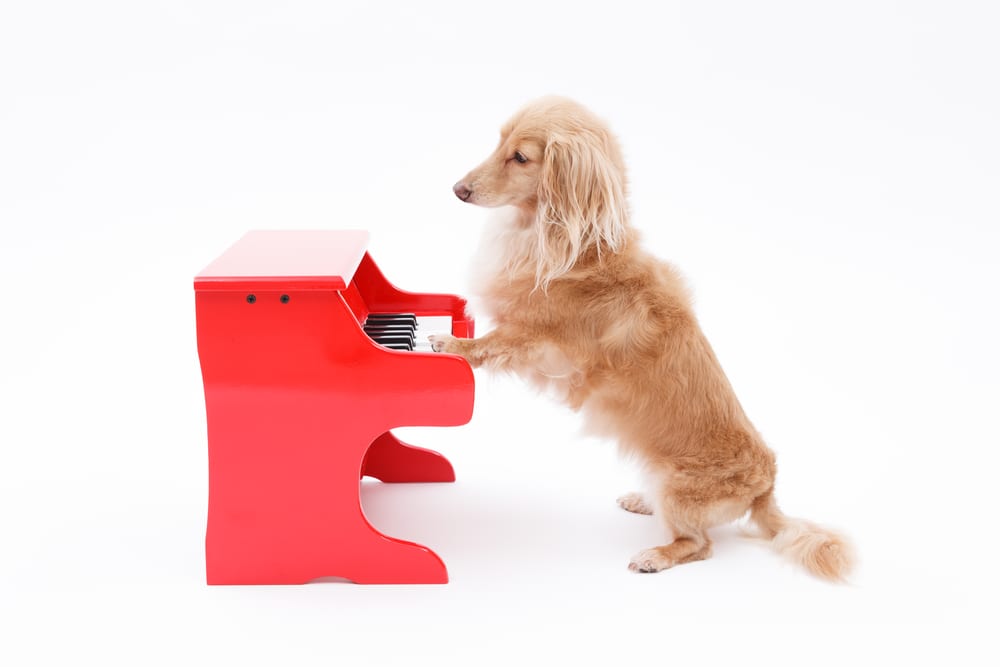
[454,96,630,286]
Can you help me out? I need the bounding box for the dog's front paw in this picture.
[428,333,458,353]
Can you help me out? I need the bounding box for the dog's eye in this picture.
[513,151,528,164]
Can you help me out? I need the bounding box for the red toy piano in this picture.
[194,230,475,584]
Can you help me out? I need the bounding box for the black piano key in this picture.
[367,323,416,334]
[363,312,421,351]
[374,341,414,351]
[370,335,416,347]
[365,323,415,332]
[364,323,416,336]
[366,313,418,326]
[368,330,411,339]
[370,339,414,350]
[369,334,414,347]
[364,326,417,337]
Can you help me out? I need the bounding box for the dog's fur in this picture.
[430,96,853,580]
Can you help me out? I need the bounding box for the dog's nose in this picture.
[453,182,472,202]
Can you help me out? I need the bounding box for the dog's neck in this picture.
[472,206,635,294]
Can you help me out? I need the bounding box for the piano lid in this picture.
[194,230,370,292]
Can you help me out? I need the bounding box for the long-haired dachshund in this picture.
[430,96,853,580]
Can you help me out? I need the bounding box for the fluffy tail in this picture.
[750,489,855,582]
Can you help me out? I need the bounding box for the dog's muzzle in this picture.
[453,182,473,202]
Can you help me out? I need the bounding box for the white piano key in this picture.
[413,315,453,352]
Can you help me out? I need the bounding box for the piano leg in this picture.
[361,431,456,483]
[204,390,450,584]
[338,522,450,585]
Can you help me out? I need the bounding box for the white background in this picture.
[2,1,998,664]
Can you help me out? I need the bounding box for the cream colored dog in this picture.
[430,96,853,580]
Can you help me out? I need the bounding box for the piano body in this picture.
[194,230,474,584]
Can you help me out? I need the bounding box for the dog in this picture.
[429,96,854,580]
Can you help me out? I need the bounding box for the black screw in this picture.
[280,294,290,304]
[246,294,256,304]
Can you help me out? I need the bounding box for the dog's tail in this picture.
[749,489,854,582]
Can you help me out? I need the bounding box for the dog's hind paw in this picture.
[617,492,654,515]
[628,548,670,573]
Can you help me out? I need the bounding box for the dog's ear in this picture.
[539,131,628,263]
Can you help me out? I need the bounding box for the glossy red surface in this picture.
[195,229,370,291]
[194,231,474,584]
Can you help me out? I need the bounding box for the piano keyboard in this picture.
[363,313,452,352]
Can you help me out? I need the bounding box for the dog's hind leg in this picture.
[626,485,726,573]
[628,528,712,572]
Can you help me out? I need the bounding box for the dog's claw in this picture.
[628,548,672,573]
[427,334,451,353]
[629,563,659,573]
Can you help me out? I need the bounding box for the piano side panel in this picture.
[354,252,475,338]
